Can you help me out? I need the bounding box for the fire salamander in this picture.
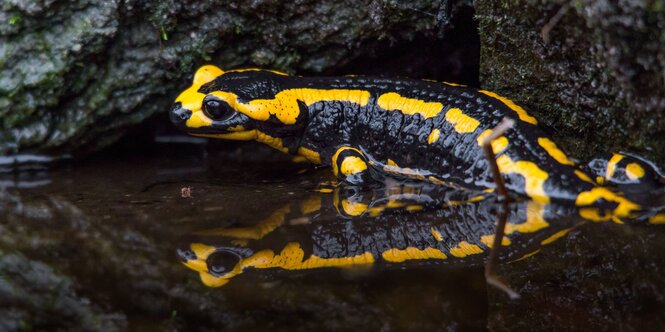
[171,65,665,224]
[177,184,583,287]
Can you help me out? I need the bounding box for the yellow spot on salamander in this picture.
[297,147,321,164]
[541,228,572,245]
[428,129,440,144]
[445,108,480,133]
[496,155,550,203]
[605,153,624,180]
[625,162,645,180]
[575,187,641,219]
[449,241,483,258]
[431,228,443,241]
[575,170,595,184]
[194,130,259,141]
[596,176,605,185]
[317,188,333,193]
[377,92,443,118]
[477,129,508,153]
[478,90,538,124]
[226,68,289,76]
[382,247,447,263]
[186,112,214,128]
[340,156,368,176]
[382,159,427,180]
[209,88,370,125]
[256,131,289,153]
[538,137,574,166]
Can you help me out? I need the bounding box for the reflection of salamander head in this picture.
[177,242,253,287]
[170,65,303,141]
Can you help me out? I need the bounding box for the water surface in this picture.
[1,142,665,331]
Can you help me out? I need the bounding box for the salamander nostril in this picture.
[170,102,192,124]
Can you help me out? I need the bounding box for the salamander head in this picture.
[171,65,301,141]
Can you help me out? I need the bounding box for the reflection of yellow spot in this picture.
[299,195,322,214]
[538,137,574,166]
[625,162,645,180]
[386,200,405,209]
[382,247,447,263]
[579,208,613,222]
[317,188,333,193]
[606,153,624,179]
[195,205,289,240]
[480,234,511,248]
[377,92,442,118]
[341,199,368,216]
[340,156,368,176]
[431,228,443,241]
[244,243,375,272]
[449,241,483,258]
[505,201,550,234]
[478,90,538,124]
[514,249,541,261]
[541,228,572,245]
[428,129,440,144]
[476,129,508,153]
[298,147,321,164]
[649,214,665,224]
[576,187,640,218]
[406,205,424,212]
[445,108,480,133]
[367,207,385,217]
[496,155,550,203]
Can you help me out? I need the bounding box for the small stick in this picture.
[482,117,520,299]
[482,118,515,202]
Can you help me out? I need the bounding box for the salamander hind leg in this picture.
[331,146,373,186]
[583,152,665,192]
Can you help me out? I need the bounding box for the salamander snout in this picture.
[170,102,192,126]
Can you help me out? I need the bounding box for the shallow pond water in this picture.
[1,141,665,331]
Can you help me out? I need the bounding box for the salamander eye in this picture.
[206,250,240,277]
[203,96,233,120]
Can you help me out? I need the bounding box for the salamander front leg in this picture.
[331,146,372,186]
[481,118,520,300]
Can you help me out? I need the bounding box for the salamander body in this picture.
[171,65,664,221]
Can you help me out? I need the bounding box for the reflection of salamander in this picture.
[171,66,665,222]
[177,185,581,287]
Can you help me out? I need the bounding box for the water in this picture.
[1,141,665,331]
